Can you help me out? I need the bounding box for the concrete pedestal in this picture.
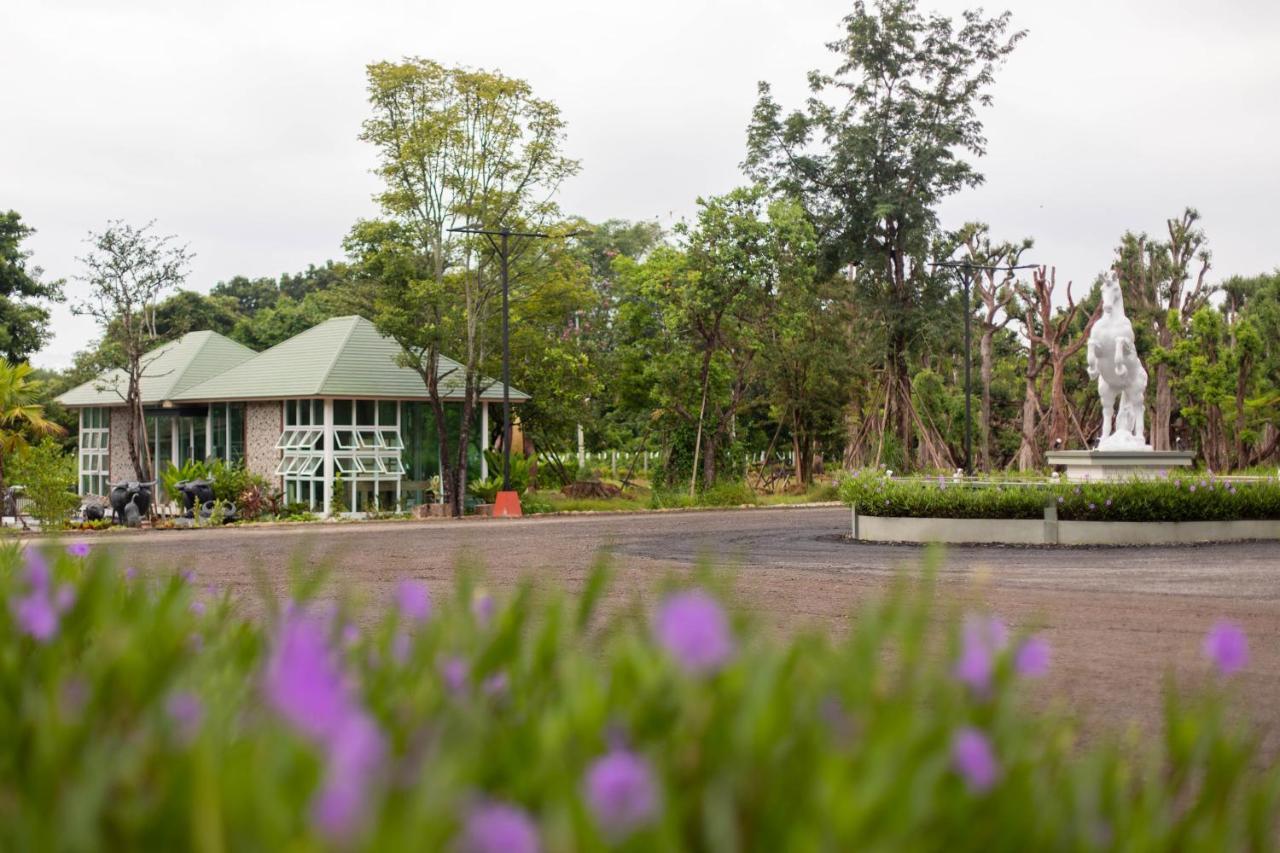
[1045,450,1195,482]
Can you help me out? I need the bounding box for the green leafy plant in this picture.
[466,475,501,505]
[481,449,531,494]
[840,469,1280,522]
[7,439,79,530]
[0,546,1275,848]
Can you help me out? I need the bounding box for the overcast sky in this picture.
[6,0,1279,369]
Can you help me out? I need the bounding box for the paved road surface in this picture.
[93,506,1280,745]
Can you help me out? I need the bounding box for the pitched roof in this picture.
[55,331,258,407]
[171,315,528,403]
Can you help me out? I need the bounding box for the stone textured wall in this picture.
[108,406,136,482]
[245,401,282,487]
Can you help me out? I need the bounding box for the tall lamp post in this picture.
[932,260,1037,475]
[448,224,586,516]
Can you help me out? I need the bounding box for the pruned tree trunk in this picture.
[979,329,994,471]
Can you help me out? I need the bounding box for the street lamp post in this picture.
[932,259,1038,475]
[448,224,586,514]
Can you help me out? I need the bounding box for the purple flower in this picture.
[1088,502,1096,510]
[1056,496,1064,504]
[15,592,58,641]
[460,802,540,853]
[124,567,137,581]
[473,592,495,627]
[262,611,352,740]
[312,711,385,839]
[1203,620,1249,676]
[953,615,1008,693]
[396,580,432,623]
[341,623,360,648]
[166,691,203,743]
[1073,486,1081,495]
[66,542,90,558]
[952,727,999,792]
[584,748,660,839]
[653,590,734,675]
[1015,636,1051,678]
[190,600,206,616]
[482,671,509,698]
[1104,498,1112,507]
[24,549,50,591]
[441,656,470,694]
[1189,485,1197,493]
[391,628,412,664]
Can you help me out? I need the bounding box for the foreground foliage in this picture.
[1,544,1276,850]
[842,468,1280,522]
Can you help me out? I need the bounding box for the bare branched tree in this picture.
[74,221,191,481]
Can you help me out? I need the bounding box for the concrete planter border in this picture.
[850,506,1280,546]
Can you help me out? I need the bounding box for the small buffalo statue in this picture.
[108,481,155,528]
[174,479,215,519]
[198,499,238,524]
[84,503,106,522]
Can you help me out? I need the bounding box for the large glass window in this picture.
[78,407,110,496]
[332,399,402,514]
[400,401,483,509]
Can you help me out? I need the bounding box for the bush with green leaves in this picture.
[7,439,80,530]
[1,544,1275,850]
[841,468,1280,522]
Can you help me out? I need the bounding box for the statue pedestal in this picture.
[1045,450,1195,483]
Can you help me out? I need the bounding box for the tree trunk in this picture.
[1047,359,1071,451]
[979,329,994,471]
[1015,370,1040,471]
[1152,361,1173,451]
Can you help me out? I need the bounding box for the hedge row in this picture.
[840,470,1280,522]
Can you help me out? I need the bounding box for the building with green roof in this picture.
[56,316,527,515]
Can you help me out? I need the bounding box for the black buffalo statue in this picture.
[108,481,154,527]
[174,479,215,519]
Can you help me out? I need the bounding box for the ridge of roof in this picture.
[313,316,363,397]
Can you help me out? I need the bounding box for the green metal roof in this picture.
[171,316,528,403]
[55,331,258,408]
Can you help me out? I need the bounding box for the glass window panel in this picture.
[299,456,322,475]
[382,456,405,475]
[334,399,353,426]
[229,404,245,464]
[379,430,403,450]
[276,429,297,449]
[378,400,397,426]
[275,457,293,476]
[357,430,381,448]
[357,456,385,474]
[335,430,357,450]
[356,400,375,425]
[335,456,358,474]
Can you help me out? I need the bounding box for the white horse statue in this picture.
[1087,276,1151,451]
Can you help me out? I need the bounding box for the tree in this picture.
[746,0,1024,469]
[957,224,1032,470]
[0,211,64,362]
[8,438,78,530]
[73,221,192,481]
[1113,208,1213,451]
[0,361,64,500]
[355,58,579,516]
[1017,268,1098,458]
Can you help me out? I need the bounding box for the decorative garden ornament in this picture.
[1087,276,1151,451]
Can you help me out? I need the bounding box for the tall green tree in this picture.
[0,211,63,362]
[355,57,579,515]
[746,0,1024,469]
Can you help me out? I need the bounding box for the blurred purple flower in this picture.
[585,748,660,839]
[953,615,1008,693]
[180,570,194,584]
[460,802,540,853]
[396,580,432,623]
[441,656,469,694]
[1015,635,1051,678]
[653,589,734,675]
[312,711,385,840]
[1203,620,1249,676]
[24,549,50,591]
[14,592,58,642]
[54,584,75,614]
[66,542,90,558]
[482,671,509,698]
[1189,485,1197,493]
[124,566,137,581]
[1056,496,1064,504]
[391,629,412,664]
[341,623,360,648]
[1104,498,1112,507]
[1087,502,1096,511]
[166,691,203,743]
[472,592,495,627]
[262,611,352,740]
[952,727,999,792]
[1073,486,1081,495]
[190,600,206,616]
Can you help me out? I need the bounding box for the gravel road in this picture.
[90,506,1280,746]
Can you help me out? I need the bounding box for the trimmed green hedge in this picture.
[840,469,1280,522]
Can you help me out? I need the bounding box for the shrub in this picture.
[0,546,1274,848]
[8,439,79,530]
[840,469,1280,522]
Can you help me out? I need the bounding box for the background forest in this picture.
[4,0,1278,499]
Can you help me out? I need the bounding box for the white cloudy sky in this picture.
[5,0,1279,369]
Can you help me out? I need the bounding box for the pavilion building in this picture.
[55,315,525,515]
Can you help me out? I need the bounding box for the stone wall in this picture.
[245,401,282,487]
[108,406,137,482]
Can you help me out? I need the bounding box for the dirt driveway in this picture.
[88,506,1280,748]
